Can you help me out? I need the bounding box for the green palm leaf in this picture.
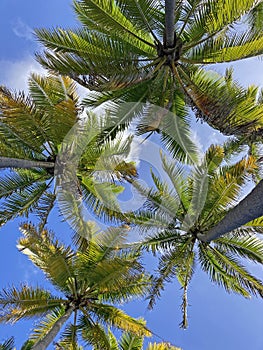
[0,286,64,323]
[0,180,53,226]
[0,337,15,350]
[216,234,263,263]
[73,0,155,50]
[118,331,143,350]
[18,224,76,295]
[80,318,111,350]
[55,322,82,350]
[199,244,263,297]
[88,304,151,336]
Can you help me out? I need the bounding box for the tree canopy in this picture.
[1,0,263,348]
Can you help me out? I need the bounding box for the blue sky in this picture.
[0,1,263,349]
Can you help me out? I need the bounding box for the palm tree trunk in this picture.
[0,156,54,169]
[165,0,176,47]
[31,306,74,350]
[197,180,263,242]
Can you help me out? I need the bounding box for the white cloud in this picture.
[0,55,45,91]
[12,18,34,41]
[190,129,205,155]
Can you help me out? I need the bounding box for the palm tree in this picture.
[0,73,76,228]
[0,224,151,349]
[35,0,263,135]
[126,144,263,328]
[0,73,138,229]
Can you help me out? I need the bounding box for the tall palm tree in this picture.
[0,73,138,229]
[126,144,263,328]
[0,224,151,349]
[35,0,263,135]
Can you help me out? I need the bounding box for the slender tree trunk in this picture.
[165,0,176,47]
[0,156,54,169]
[31,306,74,350]
[198,180,263,242]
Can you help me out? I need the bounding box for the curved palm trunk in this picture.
[0,157,54,169]
[198,180,263,242]
[31,306,74,350]
[165,0,176,47]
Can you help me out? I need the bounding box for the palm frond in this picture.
[216,233,263,264]
[0,337,15,350]
[118,330,143,350]
[139,230,180,254]
[73,0,155,50]
[146,236,193,308]
[89,304,151,336]
[18,224,76,295]
[199,155,256,228]
[189,31,263,63]
[245,216,263,228]
[28,73,78,145]
[184,0,261,47]
[159,106,199,164]
[117,0,163,42]
[97,272,151,304]
[0,180,53,226]
[245,1,263,34]
[178,67,263,136]
[0,168,49,199]
[199,243,263,297]
[56,321,80,349]
[0,86,52,155]
[0,285,64,323]
[78,316,111,350]
[0,121,44,160]
[161,155,190,214]
[147,342,181,350]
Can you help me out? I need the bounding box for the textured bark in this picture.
[0,157,54,169]
[165,0,176,47]
[198,180,263,242]
[31,306,74,350]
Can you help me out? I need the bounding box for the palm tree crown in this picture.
[0,224,151,349]
[0,73,138,229]
[35,0,263,136]
[127,144,263,328]
[0,74,78,227]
